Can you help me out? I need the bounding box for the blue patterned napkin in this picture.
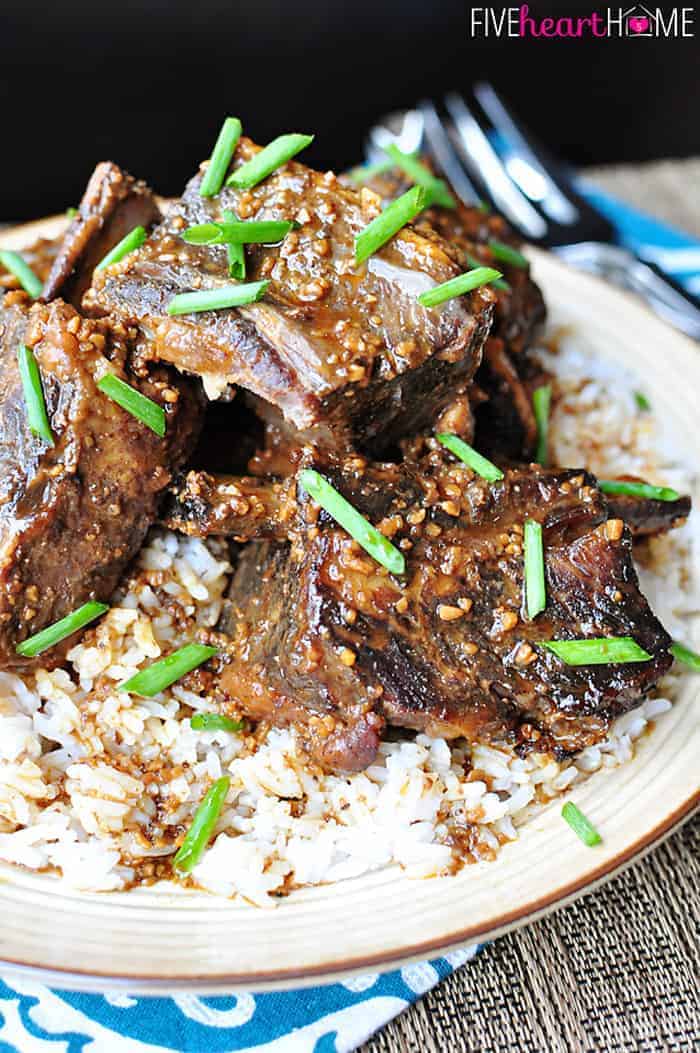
[0,188,698,1053]
[0,947,478,1052]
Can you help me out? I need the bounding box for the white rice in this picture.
[0,328,695,904]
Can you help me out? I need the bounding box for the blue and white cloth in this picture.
[0,188,698,1053]
[0,947,478,1052]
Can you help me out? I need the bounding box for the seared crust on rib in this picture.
[42,162,160,307]
[0,295,203,668]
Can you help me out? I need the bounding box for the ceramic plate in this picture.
[0,219,697,992]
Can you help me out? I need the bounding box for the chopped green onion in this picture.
[634,391,651,412]
[199,116,242,198]
[465,253,510,291]
[382,144,455,209]
[97,373,166,437]
[299,468,405,576]
[418,266,502,308]
[561,802,602,847]
[523,519,546,620]
[477,200,491,215]
[190,713,245,732]
[66,206,78,218]
[355,186,428,265]
[16,601,109,658]
[436,433,504,482]
[0,250,43,298]
[347,157,398,183]
[487,238,528,269]
[670,641,700,671]
[541,637,652,665]
[599,480,680,503]
[167,281,269,316]
[182,220,294,245]
[223,210,246,280]
[17,345,54,445]
[226,133,314,189]
[95,226,147,272]
[533,384,552,467]
[173,776,230,874]
[119,643,218,697]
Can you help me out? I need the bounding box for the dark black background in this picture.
[1,1,698,219]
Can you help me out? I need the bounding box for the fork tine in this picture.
[472,83,580,225]
[471,82,615,243]
[443,93,548,240]
[417,100,482,207]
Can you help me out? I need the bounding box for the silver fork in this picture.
[366,89,700,340]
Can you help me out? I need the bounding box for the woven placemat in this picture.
[365,817,699,1052]
[362,159,700,1053]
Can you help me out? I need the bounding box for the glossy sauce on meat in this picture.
[86,138,495,453]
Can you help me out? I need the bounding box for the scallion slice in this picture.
[16,601,109,658]
[223,210,246,280]
[95,226,147,272]
[465,253,510,291]
[299,468,405,575]
[167,281,269,316]
[97,373,166,437]
[66,206,78,218]
[542,637,652,665]
[119,643,218,697]
[436,433,504,482]
[226,133,314,189]
[190,713,245,732]
[670,641,700,671]
[382,144,455,208]
[199,117,242,198]
[355,185,428,265]
[634,391,651,412]
[182,219,294,245]
[533,384,551,467]
[0,250,43,298]
[598,480,680,503]
[561,802,601,847]
[17,344,54,445]
[523,519,546,620]
[488,239,528,269]
[418,266,502,307]
[173,776,230,874]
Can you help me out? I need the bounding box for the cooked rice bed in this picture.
[0,329,694,904]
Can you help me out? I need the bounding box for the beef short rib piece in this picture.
[162,469,293,541]
[163,462,692,547]
[216,452,671,772]
[0,295,202,668]
[85,137,494,454]
[359,163,547,458]
[42,162,161,307]
[604,489,691,538]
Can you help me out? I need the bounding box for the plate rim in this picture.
[0,226,697,992]
[0,794,695,994]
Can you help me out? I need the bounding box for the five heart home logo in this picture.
[468,5,696,39]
